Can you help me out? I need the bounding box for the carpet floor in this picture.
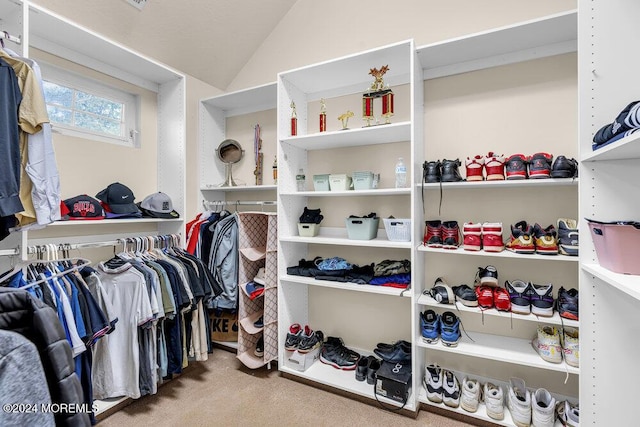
[98,348,478,427]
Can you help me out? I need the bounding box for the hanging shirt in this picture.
[0,58,23,220]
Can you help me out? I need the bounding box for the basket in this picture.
[353,171,374,190]
[383,218,411,242]
[329,174,352,191]
[313,174,330,191]
[587,219,640,274]
[345,217,379,240]
[298,223,320,237]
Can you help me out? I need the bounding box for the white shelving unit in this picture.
[277,39,423,414]
[417,245,579,263]
[579,1,640,425]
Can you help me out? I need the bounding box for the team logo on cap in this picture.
[73,201,96,217]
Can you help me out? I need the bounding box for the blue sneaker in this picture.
[440,311,461,347]
[420,309,440,344]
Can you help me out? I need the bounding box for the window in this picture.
[41,63,140,147]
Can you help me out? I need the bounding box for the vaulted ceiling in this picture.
[31,0,298,90]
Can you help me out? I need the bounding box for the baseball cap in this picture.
[137,192,180,219]
[60,195,106,220]
[96,182,141,214]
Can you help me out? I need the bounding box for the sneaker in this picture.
[424,220,442,247]
[533,223,559,255]
[485,152,505,181]
[530,283,554,317]
[324,337,360,362]
[484,382,505,421]
[460,377,481,413]
[355,356,370,382]
[475,286,494,309]
[442,221,460,249]
[508,377,532,427]
[424,364,444,403]
[481,222,504,252]
[556,287,579,320]
[506,280,532,315]
[366,357,381,385]
[420,309,440,344]
[506,154,529,180]
[493,287,511,312]
[253,315,264,329]
[429,277,455,304]
[373,341,411,363]
[506,221,535,254]
[423,160,442,183]
[465,155,485,181]
[561,327,579,368]
[557,400,580,427]
[463,222,482,251]
[298,330,324,353]
[452,284,478,307]
[441,159,464,182]
[320,341,359,370]
[532,388,556,427]
[550,155,578,179]
[284,323,305,351]
[557,218,579,256]
[528,152,553,179]
[442,370,461,408]
[254,336,264,357]
[440,311,461,347]
[475,265,498,287]
[532,325,562,364]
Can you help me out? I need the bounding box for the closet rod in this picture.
[0,31,21,44]
[0,248,20,257]
[203,200,277,209]
[26,235,181,254]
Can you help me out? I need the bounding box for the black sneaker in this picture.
[556,287,579,320]
[320,343,359,370]
[505,154,528,180]
[324,336,360,362]
[441,159,464,182]
[284,323,306,351]
[474,265,498,287]
[373,341,411,363]
[452,284,478,307]
[557,218,579,256]
[423,160,442,183]
[298,330,324,353]
[528,152,553,179]
[254,336,264,357]
[550,155,578,178]
[429,277,454,304]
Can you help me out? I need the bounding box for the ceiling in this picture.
[31,0,298,90]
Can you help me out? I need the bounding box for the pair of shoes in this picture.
[355,355,381,384]
[423,159,464,183]
[373,340,411,363]
[557,218,579,256]
[465,152,506,181]
[320,337,360,370]
[462,222,504,252]
[424,220,460,248]
[556,287,579,320]
[532,325,568,364]
[506,153,554,180]
[254,335,264,357]
[506,221,558,255]
[284,323,311,351]
[420,310,460,347]
[475,285,511,311]
[460,377,482,413]
[424,365,461,407]
[556,400,580,426]
[508,378,557,427]
[298,329,324,353]
[506,281,554,316]
[550,156,579,179]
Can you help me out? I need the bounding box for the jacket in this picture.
[0,287,90,427]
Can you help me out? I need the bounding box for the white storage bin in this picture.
[345,217,379,240]
[329,174,352,191]
[313,174,330,191]
[353,171,374,190]
[383,218,411,242]
[297,223,320,237]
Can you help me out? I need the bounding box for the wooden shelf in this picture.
[281,274,410,298]
[418,245,579,262]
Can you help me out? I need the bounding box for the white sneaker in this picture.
[442,370,461,408]
[508,377,531,427]
[562,327,579,368]
[483,382,505,421]
[532,325,563,364]
[556,400,579,427]
[460,377,481,413]
[424,364,443,403]
[532,388,556,427]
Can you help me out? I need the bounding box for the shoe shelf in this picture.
[417,178,578,189]
[281,228,412,249]
[237,349,269,370]
[582,263,640,302]
[581,131,640,162]
[281,360,416,411]
[417,246,579,263]
[281,274,410,298]
[417,294,579,329]
[280,121,411,150]
[280,188,411,197]
[417,332,579,376]
[239,311,265,335]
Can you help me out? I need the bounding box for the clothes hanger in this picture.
[18,257,91,291]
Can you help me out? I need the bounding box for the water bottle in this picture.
[296,168,306,191]
[395,157,407,188]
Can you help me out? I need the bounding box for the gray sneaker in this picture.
[557,218,579,256]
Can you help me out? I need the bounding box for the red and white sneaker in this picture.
[463,222,482,251]
[485,152,505,181]
[493,288,511,312]
[465,155,485,181]
[481,222,504,252]
[475,285,494,309]
[442,221,460,250]
[424,220,443,247]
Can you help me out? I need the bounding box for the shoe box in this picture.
[285,348,320,372]
[375,361,412,403]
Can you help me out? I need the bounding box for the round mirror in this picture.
[216,139,244,187]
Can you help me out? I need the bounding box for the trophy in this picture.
[362,65,394,126]
[319,98,327,132]
[290,101,298,136]
[338,110,354,130]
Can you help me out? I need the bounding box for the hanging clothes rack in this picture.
[0,30,21,45]
[0,248,20,256]
[26,234,182,255]
[202,200,277,210]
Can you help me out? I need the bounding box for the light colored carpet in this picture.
[98,349,478,427]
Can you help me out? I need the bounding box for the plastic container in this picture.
[587,219,640,274]
[345,217,379,240]
[352,171,374,190]
[329,174,352,191]
[313,174,330,191]
[383,218,411,242]
[298,223,320,237]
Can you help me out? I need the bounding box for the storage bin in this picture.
[298,223,320,237]
[313,174,330,191]
[345,217,379,240]
[587,219,640,274]
[383,218,411,242]
[352,171,374,190]
[329,174,352,191]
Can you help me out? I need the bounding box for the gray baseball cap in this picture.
[138,192,180,219]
